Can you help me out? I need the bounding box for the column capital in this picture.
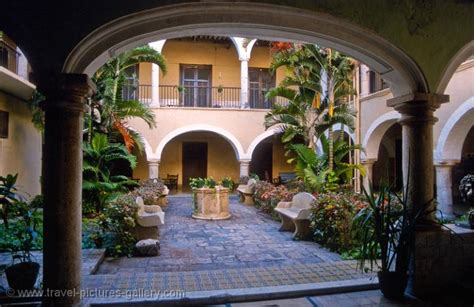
[387,92,448,125]
[239,56,250,62]
[434,159,459,167]
[37,73,96,112]
[361,158,377,165]
[148,159,160,165]
[239,159,251,164]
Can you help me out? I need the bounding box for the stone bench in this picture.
[134,196,165,240]
[236,178,257,205]
[158,185,169,207]
[274,192,315,240]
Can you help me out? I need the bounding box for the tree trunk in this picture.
[328,126,334,171]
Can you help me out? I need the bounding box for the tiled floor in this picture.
[211,290,419,306]
[97,195,342,274]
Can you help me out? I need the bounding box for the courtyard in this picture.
[1,2,473,306]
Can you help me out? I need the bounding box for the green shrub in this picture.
[310,192,367,253]
[98,194,138,257]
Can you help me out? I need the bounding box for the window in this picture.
[122,65,139,100]
[368,70,388,93]
[249,67,275,109]
[180,64,212,107]
[0,46,9,69]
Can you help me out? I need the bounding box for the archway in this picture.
[362,111,401,161]
[158,131,240,191]
[434,98,474,217]
[155,124,245,161]
[63,2,427,97]
[372,123,403,190]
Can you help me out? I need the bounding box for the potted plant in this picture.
[1,174,23,228]
[221,177,234,191]
[353,182,420,300]
[468,208,474,229]
[217,84,224,94]
[4,200,41,290]
[189,177,231,220]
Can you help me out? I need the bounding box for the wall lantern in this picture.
[0,110,9,138]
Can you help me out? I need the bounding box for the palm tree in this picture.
[91,45,167,152]
[265,44,355,155]
[313,47,355,171]
[83,134,138,213]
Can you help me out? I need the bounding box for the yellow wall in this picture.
[272,137,293,176]
[139,132,240,186]
[0,92,42,198]
[139,40,286,89]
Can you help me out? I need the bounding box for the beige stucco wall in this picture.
[0,92,42,198]
[129,107,269,157]
[361,60,474,160]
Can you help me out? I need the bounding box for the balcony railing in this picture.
[123,84,289,109]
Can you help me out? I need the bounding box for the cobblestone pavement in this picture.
[97,195,342,274]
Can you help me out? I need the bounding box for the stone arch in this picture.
[246,128,279,160]
[247,126,324,159]
[155,124,245,161]
[362,111,401,160]
[434,97,474,162]
[126,127,157,161]
[62,2,427,97]
[436,41,474,95]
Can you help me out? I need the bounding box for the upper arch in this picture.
[434,97,474,162]
[362,111,401,160]
[436,41,474,95]
[155,124,245,161]
[62,2,427,97]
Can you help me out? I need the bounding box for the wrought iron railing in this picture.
[123,84,289,109]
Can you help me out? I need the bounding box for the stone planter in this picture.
[192,187,231,220]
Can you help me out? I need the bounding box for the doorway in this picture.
[182,142,208,189]
[250,140,273,181]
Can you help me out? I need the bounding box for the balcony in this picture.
[0,40,19,74]
[123,84,288,109]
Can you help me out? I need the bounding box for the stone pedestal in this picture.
[39,74,95,306]
[413,225,474,298]
[435,160,458,220]
[239,160,251,177]
[148,160,160,179]
[192,187,231,220]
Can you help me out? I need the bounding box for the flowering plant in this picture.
[310,192,367,253]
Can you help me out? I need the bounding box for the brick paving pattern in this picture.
[97,195,341,274]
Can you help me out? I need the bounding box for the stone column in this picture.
[388,93,448,223]
[240,57,249,108]
[434,160,458,220]
[39,74,95,306]
[361,159,376,192]
[239,160,251,177]
[148,160,160,179]
[151,64,160,107]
